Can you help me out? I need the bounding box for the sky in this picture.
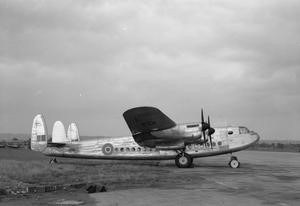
[0,0,300,140]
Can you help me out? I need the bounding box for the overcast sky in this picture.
[1,0,300,140]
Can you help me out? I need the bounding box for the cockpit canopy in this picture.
[239,126,250,134]
[227,126,250,135]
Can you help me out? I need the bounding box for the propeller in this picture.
[200,109,215,148]
[207,116,215,148]
[201,109,207,143]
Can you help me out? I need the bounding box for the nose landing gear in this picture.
[228,155,240,168]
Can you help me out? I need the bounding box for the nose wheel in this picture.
[228,156,240,168]
[175,152,193,168]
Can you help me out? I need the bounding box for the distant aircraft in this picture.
[30,107,259,168]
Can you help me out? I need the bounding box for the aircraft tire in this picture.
[229,159,240,168]
[175,153,192,168]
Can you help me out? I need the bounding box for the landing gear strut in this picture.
[175,152,193,168]
[228,155,240,168]
[49,158,57,164]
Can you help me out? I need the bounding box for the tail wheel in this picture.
[229,159,240,168]
[230,156,238,161]
[175,153,193,168]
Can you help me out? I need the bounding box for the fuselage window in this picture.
[131,147,136,152]
[126,147,130,152]
[218,141,222,146]
[228,131,233,135]
[137,147,141,152]
[206,143,210,147]
[115,148,119,152]
[212,142,216,147]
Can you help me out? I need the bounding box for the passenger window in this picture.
[126,148,130,152]
[115,148,119,152]
[212,142,216,147]
[218,141,222,146]
[228,131,233,135]
[120,148,124,152]
[131,147,136,152]
[137,147,141,152]
[207,143,210,147]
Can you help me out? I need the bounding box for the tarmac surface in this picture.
[1,150,299,206]
[91,151,300,206]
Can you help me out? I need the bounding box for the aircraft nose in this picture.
[250,131,260,143]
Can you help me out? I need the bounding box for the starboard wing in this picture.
[123,107,176,136]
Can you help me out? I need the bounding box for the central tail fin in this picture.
[31,114,48,152]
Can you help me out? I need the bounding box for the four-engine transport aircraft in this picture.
[30,106,260,168]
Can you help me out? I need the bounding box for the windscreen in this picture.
[239,127,249,134]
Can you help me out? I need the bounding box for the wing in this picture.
[123,106,176,136]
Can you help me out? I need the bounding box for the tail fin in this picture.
[67,123,80,141]
[52,121,69,143]
[31,114,48,152]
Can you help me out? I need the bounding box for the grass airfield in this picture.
[0,149,299,206]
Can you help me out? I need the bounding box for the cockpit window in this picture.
[239,127,249,134]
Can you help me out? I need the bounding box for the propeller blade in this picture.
[201,108,207,144]
[209,134,212,149]
[201,108,204,123]
[207,115,215,148]
[203,129,206,142]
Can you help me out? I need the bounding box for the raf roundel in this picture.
[102,143,114,155]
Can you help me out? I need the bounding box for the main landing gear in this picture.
[228,155,240,168]
[175,151,193,168]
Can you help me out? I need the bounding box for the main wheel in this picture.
[229,159,240,168]
[175,153,193,168]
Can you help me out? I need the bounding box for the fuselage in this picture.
[42,126,260,160]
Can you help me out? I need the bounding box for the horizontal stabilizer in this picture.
[47,142,66,148]
[123,107,176,135]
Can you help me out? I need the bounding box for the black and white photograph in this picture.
[0,0,299,205]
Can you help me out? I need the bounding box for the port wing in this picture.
[123,106,176,135]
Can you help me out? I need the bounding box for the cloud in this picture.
[0,0,300,139]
